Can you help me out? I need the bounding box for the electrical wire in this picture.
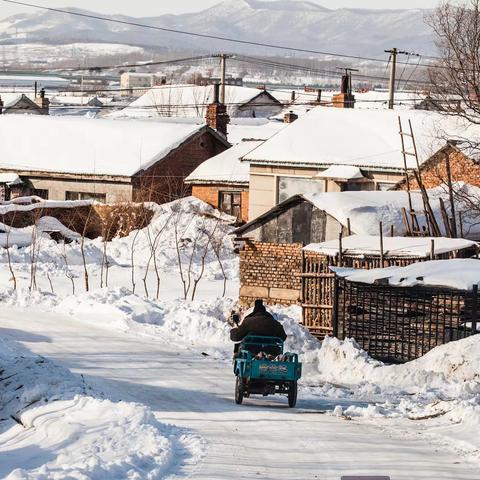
[1,0,443,69]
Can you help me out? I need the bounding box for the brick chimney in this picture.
[0,95,3,115]
[205,83,229,138]
[284,111,298,123]
[332,74,355,108]
[35,88,50,115]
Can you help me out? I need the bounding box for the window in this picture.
[65,191,106,202]
[277,176,324,203]
[219,191,242,219]
[31,188,49,200]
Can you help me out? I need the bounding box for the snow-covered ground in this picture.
[0,197,479,478]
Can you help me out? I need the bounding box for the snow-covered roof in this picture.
[1,93,37,109]
[305,235,476,258]
[227,118,286,144]
[116,84,280,118]
[315,165,364,180]
[234,183,480,240]
[186,140,261,185]
[333,258,480,291]
[0,115,220,177]
[243,107,480,171]
[0,173,22,185]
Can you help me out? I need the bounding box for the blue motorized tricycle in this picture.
[233,335,302,407]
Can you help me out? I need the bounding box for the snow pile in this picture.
[0,336,85,432]
[0,335,203,479]
[334,258,480,291]
[308,335,480,456]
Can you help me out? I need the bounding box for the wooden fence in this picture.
[301,247,477,339]
[333,279,479,362]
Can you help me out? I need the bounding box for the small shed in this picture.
[301,235,478,338]
[332,259,480,362]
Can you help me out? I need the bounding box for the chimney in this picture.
[332,74,355,108]
[283,111,298,123]
[205,83,230,137]
[291,90,296,102]
[35,88,50,115]
[0,95,3,115]
[316,89,322,104]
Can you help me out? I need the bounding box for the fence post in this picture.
[472,284,478,337]
[332,276,340,338]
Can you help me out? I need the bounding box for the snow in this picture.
[333,258,480,291]
[315,164,365,180]
[185,139,261,184]
[243,107,480,170]
[0,115,214,177]
[301,183,480,239]
[0,173,22,185]
[226,118,285,144]
[0,196,479,475]
[305,235,477,258]
[0,335,203,479]
[116,84,281,119]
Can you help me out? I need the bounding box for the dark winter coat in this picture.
[230,309,287,342]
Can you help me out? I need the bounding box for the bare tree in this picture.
[4,210,18,290]
[427,1,480,126]
[211,229,228,298]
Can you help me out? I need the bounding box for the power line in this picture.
[1,0,442,69]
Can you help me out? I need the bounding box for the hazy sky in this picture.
[0,0,446,19]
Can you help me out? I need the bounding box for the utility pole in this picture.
[385,48,419,109]
[385,48,398,110]
[213,54,232,103]
[220,54,227,104]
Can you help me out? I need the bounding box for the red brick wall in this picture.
[397,148,480,190]
[239,241,303,306]
[132,131,227,203]
[191,184,249,222]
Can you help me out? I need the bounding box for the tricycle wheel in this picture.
[288,381,297,408]
[235,377,244,405]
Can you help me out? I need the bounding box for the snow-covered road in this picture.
[0,307,477,480]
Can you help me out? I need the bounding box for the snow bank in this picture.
[0,335,203,479]
[308,335,480,457]
[334,258,480,291]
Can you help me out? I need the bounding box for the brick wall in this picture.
[398,148,480,190]
[133,131,227,204]
[239,241,303,306]
[191,184,249,222]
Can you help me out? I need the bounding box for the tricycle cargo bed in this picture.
[250,359,302,381]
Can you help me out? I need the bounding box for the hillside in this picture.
[0,0,435,58]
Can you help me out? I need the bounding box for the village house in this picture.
[117,84,284,119]
[0,90,50,115]
[185,139,262,222]
[120,72,165,97]
[241,107,477,219]
[0,115,229,203]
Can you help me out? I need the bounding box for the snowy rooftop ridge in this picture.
[305,235,476,258]
[185,140,261,185]
[242,107,480,171]
[333,258,480,291]
[0,115,215,177]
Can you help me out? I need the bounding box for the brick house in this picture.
[185,139,263,222]
[395,141,480,190]
[0,115,229,203]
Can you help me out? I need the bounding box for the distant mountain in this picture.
[0,0,435,58]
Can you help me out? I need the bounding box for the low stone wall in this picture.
[0,202,154,240]
[239,241,303,307]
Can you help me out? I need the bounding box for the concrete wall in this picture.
[26,177,133,203]
[248,164,404,219]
